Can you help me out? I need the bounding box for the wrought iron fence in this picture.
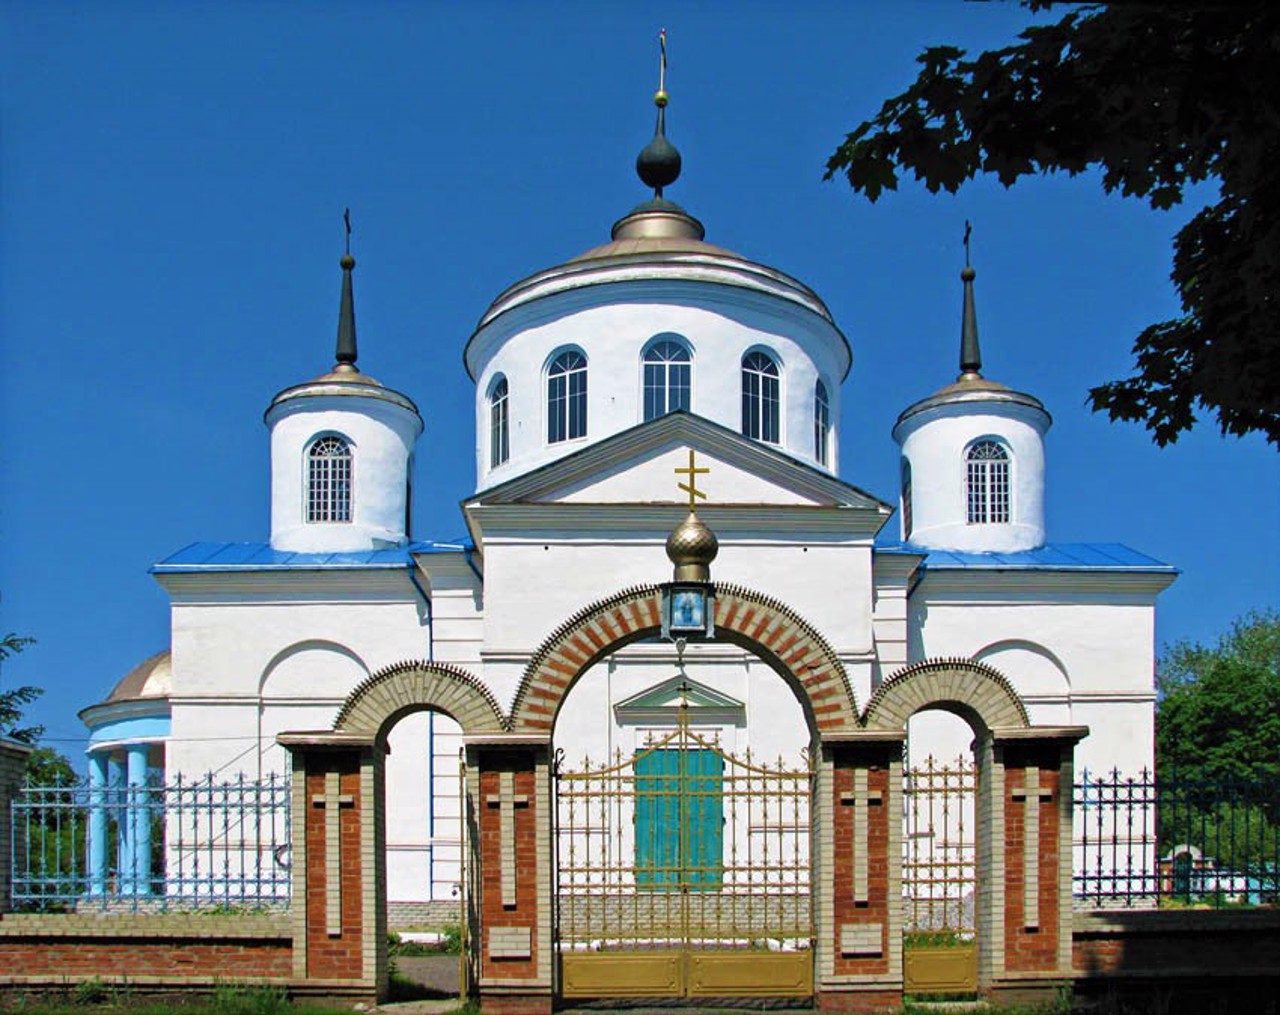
[11,772,291,912]
[903,755,975,934]
[1074,768,1280,909]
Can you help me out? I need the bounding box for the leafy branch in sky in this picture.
[0,632,45,744]
[826,2,1280,446]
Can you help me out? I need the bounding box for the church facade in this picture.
[78,86,1176,926]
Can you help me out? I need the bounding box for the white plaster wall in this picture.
[164,576,428,780]
[471,285,845,488]
[384,710,464,903]
[477,534,875,713]
[553,644,810,765]
[267,394,422,552]
[907,590,1158,775]
[895,400,1049,552]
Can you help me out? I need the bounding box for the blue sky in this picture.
[1,2,1276,757]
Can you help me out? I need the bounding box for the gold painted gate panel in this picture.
[555,714,814,998]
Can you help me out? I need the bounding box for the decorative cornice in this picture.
[911,569,1178,599]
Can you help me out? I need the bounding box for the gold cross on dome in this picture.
[674,449,709,510]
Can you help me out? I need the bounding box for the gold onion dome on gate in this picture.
[666,510,718,581]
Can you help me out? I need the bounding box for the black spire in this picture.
[636,29,682,198]
[336,209,358,369]
[959,221,982,378]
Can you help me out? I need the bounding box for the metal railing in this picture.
[12,772,291,912]
[903,755,975,934]
[1074,768,1280,909]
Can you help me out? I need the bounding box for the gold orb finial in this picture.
[667,510,718,582]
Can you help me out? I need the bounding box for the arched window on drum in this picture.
[741,350,780,444]
[642,337,691,421]
[489,375,510,467]
[966,439,1010,524]
[306,435,353,523]
[547,350,588,443]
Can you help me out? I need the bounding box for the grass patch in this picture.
[2,985,338,1015]
[388,923,462,956]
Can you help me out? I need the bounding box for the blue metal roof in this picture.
[875,540,1176,573]
[152,540,471,573]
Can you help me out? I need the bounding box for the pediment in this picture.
[468,412,890,513]
[614,674,746,726]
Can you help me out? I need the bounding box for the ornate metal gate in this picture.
[554,699,814,998]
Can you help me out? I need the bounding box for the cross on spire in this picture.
[674,449,709,510]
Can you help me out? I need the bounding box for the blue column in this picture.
[87,752,108,895]
[107,754,128,893]
[126,744,151,895]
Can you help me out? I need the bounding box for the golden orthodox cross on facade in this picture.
[674,448,709,510]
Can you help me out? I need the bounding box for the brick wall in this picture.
[0,914,292,986]
[1001,746,1064,975]
[830,753,892,978]
[303,755,365,980]
[1074,908,1280,982]
[477,758,539,983]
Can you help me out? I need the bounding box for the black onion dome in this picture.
[637,109,682,195]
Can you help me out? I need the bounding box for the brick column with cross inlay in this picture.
[278,731,386,1002]
[816,732,904,1014]
[983,727,1086,1008]
[467,736,553,1015]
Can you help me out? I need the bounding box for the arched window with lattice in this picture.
[642,337,691,421]
[966,440,1010,524]
[741,350,780,443]
[489,375,510,467]
[547,350,588,443]
[814,379,831,465]
[901,457,913,539]
[307,435,352,523]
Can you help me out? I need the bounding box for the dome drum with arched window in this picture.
[467,246,848,484]
[265,253,424,553]
[892,261,1050,553]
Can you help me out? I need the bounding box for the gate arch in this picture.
[510,582,858,735]
[862,657,1029,733]
[334,659,506,736]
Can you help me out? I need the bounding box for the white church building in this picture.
[78,83,1176,923]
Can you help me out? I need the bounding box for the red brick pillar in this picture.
[984,727,1086,1007]
[278,732,385,1002]
[467,738,552,1015]
[816,732,904,1014]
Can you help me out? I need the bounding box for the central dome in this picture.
[464,79,853,491]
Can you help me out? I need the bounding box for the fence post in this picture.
[0,739,34,913]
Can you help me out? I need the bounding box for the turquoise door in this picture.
[634,748,723,888]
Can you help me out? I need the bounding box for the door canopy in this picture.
[861,657,1029,734]
[510,583,858,736]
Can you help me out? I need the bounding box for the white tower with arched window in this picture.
[266,253,423,553]
[892,262,1050,552]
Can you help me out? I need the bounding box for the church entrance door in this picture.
[554,695,814,999]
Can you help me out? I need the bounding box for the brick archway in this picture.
[509,582,857,735]
[862,657,1029,733]
[334,659,507,736]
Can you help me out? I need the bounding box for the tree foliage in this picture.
[1156,610,1280,783]
[826,3,1280,446]
[0,632,44,744]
